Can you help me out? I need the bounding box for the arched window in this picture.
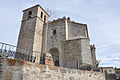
[28,11,32,18]
[53,30,56,35]
[44,15,46,23]
[41,12,43,18]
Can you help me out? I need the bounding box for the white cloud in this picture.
[98,56,120,67]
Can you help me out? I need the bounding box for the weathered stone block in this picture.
[4,71,12,80]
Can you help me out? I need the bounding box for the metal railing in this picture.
[0,42,37,63]
[0,42,102,71]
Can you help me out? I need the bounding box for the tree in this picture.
[46,8,56,21]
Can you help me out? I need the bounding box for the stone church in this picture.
[0,4,106,80]
[17,4,97,69]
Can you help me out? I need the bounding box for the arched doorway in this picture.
[49,48,59,66]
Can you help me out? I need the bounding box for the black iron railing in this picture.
[0,42,37,63]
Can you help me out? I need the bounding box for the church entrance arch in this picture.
[49,48,59,66]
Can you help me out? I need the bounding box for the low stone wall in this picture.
[4,59,105,80]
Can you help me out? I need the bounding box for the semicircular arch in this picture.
[49,47,59,66]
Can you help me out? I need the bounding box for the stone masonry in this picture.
[17,5,49,64]
[2,58,105,80]
[17,4,96,69]
[43,18,93,69]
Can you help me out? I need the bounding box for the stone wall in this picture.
[3,59,105,80]
[44,18,93,69]
[44,19,66,67]
[67,21,88,40]
[62,39,82,69]
[81,38,92,65]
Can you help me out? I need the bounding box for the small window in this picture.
[109,70,112,72]
[53,30,56,35]
[44,15,46,22]
[28,11,32,18]
[41,12,43,18]
[89,75,91,77]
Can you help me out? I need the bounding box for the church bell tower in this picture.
[17,5,49,63]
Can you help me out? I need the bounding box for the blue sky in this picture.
[0,0,120,67]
